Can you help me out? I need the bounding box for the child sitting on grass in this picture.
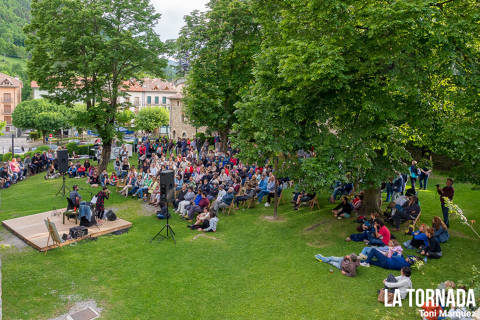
[315,253,360,277]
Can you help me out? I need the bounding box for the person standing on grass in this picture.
[436,178,454,228]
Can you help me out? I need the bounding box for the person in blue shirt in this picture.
[409,160,418,191]
[257,174,270,203]
[403,224,428,249]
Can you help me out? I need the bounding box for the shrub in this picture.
[77,144,93,155]
[29,131,41,140]
[0,154,3,161]
[35,145,51,152]
[66,142,79,155]
[3,152,12,161]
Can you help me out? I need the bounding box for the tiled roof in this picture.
[0,73,23,88]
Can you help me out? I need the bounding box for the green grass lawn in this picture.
[1,170,479,320]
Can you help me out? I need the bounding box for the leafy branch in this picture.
[443,197,480,240]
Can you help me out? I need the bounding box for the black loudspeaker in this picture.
[159,170,174,202]
[57,149,69,174]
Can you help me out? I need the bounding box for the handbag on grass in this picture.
[377,289,394,304]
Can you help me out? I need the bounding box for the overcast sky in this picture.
[151,0,209,41]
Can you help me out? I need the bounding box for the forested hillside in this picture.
[0,0,31,58]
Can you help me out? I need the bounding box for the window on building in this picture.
[182,132,187,138]
[4,116,12,124]
[3,93,11,103]
[147,96,152,105]
[177,101,180,107]
[134,97,140,106]
[162,96,167,105]
[181,113,185,123]
[154,96,159,105]
[172,130,176,138]
[4,105,11,113]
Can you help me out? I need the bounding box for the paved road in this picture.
[0,137,30,154]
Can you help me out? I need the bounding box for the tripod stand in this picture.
[56,174,67,197]
[151,202,175,244]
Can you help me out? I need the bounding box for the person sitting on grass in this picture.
[432,216,449,243]
[314,253,360,277]
[100,169,110,187]
[382,266,413,299]
[391,196,421,231]
[360,248,413,270]
[420,227,442,259]
[68,162,77,178]
[88,169,100,187]
[188,207,210,230]
[345,212,378,242]
[403,224,428,250]
[77,163,86,178]
[351,192,363,215]
[45,163,59,180]
[109,172,118,186]
[365,219,391,247]
[332,196,353,219]
[197,211,218,232]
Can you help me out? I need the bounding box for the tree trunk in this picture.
[219,130,228,153]
[360,187,382,216]
[42,131,46,144]
[273,156,279,219]
[99,141,112,172]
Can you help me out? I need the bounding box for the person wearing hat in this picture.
[314,253,360,277]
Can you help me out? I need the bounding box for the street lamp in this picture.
[11,132,14,158]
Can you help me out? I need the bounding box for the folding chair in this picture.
[63,197,79,224]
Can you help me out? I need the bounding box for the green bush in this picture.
[3,152,13,161]
[35,145,51,152]
[66,142,79,155]
[29,131,41,140]
[195,132,206,142]
[0,154,3,161]
[206,136,215,145]
[77,144,93,155]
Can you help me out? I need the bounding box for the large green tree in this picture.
[234,0,480,213]
[25,0,166,171]
[12,99,69,142]
[135,107,169,134]
[176,0,260,151]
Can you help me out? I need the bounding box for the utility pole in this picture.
[11,133,15,158]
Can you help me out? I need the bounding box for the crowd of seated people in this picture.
[0,150,60,189]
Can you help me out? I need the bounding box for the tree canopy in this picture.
[176,0,261,151]
[12,99,68,142]
[135,107,169,133]
[25,0,166,171]
[0,0,30,58]
[233,0,480,211]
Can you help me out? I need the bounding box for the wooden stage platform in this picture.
[2,209,132,252]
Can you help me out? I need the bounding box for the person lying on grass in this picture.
[358,240,403,261]
[360,248,413,270]
[315,253,360,277]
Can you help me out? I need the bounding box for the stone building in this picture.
[0,73,22,136]
[31,78,202,138]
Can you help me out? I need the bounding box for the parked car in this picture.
[9,147,26,155]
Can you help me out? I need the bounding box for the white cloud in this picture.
[151,0,209,41]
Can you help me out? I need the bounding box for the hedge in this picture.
[3,152,12,162]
